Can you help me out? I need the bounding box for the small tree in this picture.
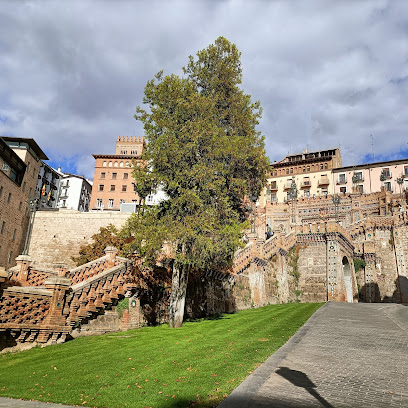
[72,225,127,266]
[126,37,269,327]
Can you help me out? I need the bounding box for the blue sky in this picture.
[1,0,408,179]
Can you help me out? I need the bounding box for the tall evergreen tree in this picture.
[126,37,269,327]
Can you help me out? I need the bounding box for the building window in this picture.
[384,181,392,192]
[324,163,328,169]
[110,185,115,191]
[126,161,130,167]
[99,185,104,191]
[356,185,364,193]
[271,193,277,202]
[286,168,289,174]
[22,182,26,192]
[120,150,127,155]
[103,161,107,167]
[123,173,129,179]
[320,164,323,170]
[404,166,408,176]
[18,202,22,211]
[114,161,118,167]
[338,174,346,183]
[340,187,347,194]
[354,172,363,181]
[62,199,66,207]
[1,221,5,234]
[108,199,114,208]
[108,161,112,167]
[304,190,310,197]
[131,150,137,155]
[7,193,11,203]
[120,199,125,204]
[8,251,13,264]
[0,186,2,197]
[12,229,16,241]
[100,172,106,179]
[122,185,127,192]
[2,163,9,172]
[382,167,391,178]
[96,199,103,208]
[112,173,117,179]
[120,162,124,168]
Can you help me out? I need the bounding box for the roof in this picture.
[1,136,48,160]
[333,158,408,172]
[284,147,339,159]
[92,154,143,160]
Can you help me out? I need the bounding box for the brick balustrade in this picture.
[0,247,135,347]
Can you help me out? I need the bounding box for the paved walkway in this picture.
[218,302,408,408]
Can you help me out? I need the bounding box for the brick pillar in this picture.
[53,263,68,277]
[37,276,71,344]
[0,266,9,288]
[15,255,32,285]
[105,246,118,266]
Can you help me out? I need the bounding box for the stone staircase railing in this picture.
[0,247,134,348]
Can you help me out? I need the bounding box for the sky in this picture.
[1,0,408,179]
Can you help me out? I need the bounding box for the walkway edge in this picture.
[217,302,329,408]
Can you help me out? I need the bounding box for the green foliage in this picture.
[129,37,269,277]
[353,257,366,273]
[116,298,129,318]
[72,225,128,266]
[0,303,322,408]
[288,246,300,285]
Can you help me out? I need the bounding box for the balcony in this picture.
[381,171,392,180]
[269,183,278,191]
[318,177,330,186]
[337,178,347,185]
[300,181,311,189]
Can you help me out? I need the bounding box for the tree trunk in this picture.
[168,262,189,328]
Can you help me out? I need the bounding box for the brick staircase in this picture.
[0,247,135,348]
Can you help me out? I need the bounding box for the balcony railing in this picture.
[337,178,347,185]
[300,181,311,189]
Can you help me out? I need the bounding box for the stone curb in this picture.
[217,302,329,408]
[0,398,75,408]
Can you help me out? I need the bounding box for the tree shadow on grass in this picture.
[185,313,232,323]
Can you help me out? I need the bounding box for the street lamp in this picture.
[23,192,42,255]
[332,194,341,223]
[288,180,298,224]
[249,194,258,234]
[397,177,404,200]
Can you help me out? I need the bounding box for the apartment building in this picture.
[36,161,62,208]
[333,159,408,196]
[0,136,48,268]
[57,173,92,211]
[89,136,146,211]
[262,148,342,204]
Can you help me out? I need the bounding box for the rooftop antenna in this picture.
[370,134,375,162]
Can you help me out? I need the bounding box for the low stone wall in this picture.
[28,209,130,268]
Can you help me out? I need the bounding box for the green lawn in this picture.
[0,303,322,408]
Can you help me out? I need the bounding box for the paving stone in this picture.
[218,302,408,408]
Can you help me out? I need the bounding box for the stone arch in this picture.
[342,256,353,303]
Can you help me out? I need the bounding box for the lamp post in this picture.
[352,172,361,193]
[288,180,298,225]
[332,194,341,224]
[249,194,258,235]
[23,192,42,255]
[397,177,404,200]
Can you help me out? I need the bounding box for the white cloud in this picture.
[0,0,408,178]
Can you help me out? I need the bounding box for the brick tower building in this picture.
[89,136,146,211]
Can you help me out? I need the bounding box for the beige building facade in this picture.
[262,148,342,205]
[89,136,146,211]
